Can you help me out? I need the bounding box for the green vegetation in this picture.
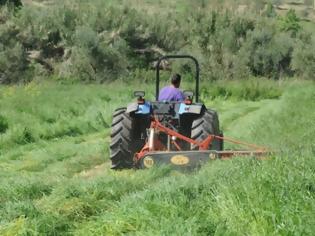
[0,0,315,235]
[0,0,315,84]
[0,80,314,235]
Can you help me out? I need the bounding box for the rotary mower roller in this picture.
[110,55,269,170]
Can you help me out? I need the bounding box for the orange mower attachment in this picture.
[135,118,270,170]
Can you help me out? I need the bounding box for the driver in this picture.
[158,73,185,102]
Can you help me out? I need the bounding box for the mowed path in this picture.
[1,97,276,183]
[0,96,279,234]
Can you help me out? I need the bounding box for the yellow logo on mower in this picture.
[171,155,190,165]
[143,156,154,168]
[209,153,217,160]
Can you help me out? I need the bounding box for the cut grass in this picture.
[0,79,314,235]
[0,79,284,152]
[74,155,315,236]
[73,81,314,235]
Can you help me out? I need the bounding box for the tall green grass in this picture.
[72,81,314,235]
[0,81,135,152]
[74,155,315,235]
[0,80,314,235]
[0,79,284,152]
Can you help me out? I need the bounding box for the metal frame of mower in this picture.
[135,117,268,169]
[110,55,269,170]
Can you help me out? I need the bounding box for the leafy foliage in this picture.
[0,1,314,82]
[292,37,315,80]
[263,2,277,18]
[0,114,8,133]
[239,28,294,79]
[0,0,22,8]
[278,9,301,36]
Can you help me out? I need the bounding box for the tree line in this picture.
[0,0,314,84]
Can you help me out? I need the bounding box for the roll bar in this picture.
[155,55,200,102]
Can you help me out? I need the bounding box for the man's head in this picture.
[171,73,181,88]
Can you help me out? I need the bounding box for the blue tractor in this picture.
[110,55,226,169]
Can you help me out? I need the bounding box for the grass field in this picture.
[0,79,314,235]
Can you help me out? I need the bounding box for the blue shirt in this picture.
[158,86,185,101]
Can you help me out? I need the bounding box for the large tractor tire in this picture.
[110,108,148,169]
[191,109,223,151]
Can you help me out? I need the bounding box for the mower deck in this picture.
[138,150,268,170]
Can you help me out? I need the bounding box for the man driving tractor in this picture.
[158,73,185,102]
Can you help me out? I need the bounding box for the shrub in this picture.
[0,0,22,8]
[291,38,315,80]
[0,41,32,84]
[238,28,294,79]
[0,0,313,83]
[58,47,96,82]
[277,9,301,36]
[263,2,277,18]
[0,114,9,133]
[58,26,130,82]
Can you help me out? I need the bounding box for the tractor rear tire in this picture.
[110,108,149,169]
[191,109,223,151]
[110,108,134,169]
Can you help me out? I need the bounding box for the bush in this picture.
[277,9,301,36]
[191,11,256,80]
[238,27,294,79]
[0,0,314,83]
[263,2,277,18]
[0,0,22,8]
[58,26,130,82]
[0,114,9,133]
[291,37,315,80]
[0,41,32,84]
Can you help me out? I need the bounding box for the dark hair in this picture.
[171,73,181,86]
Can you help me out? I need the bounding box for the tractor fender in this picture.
[126,102,151,114]
[178,103,203,115]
